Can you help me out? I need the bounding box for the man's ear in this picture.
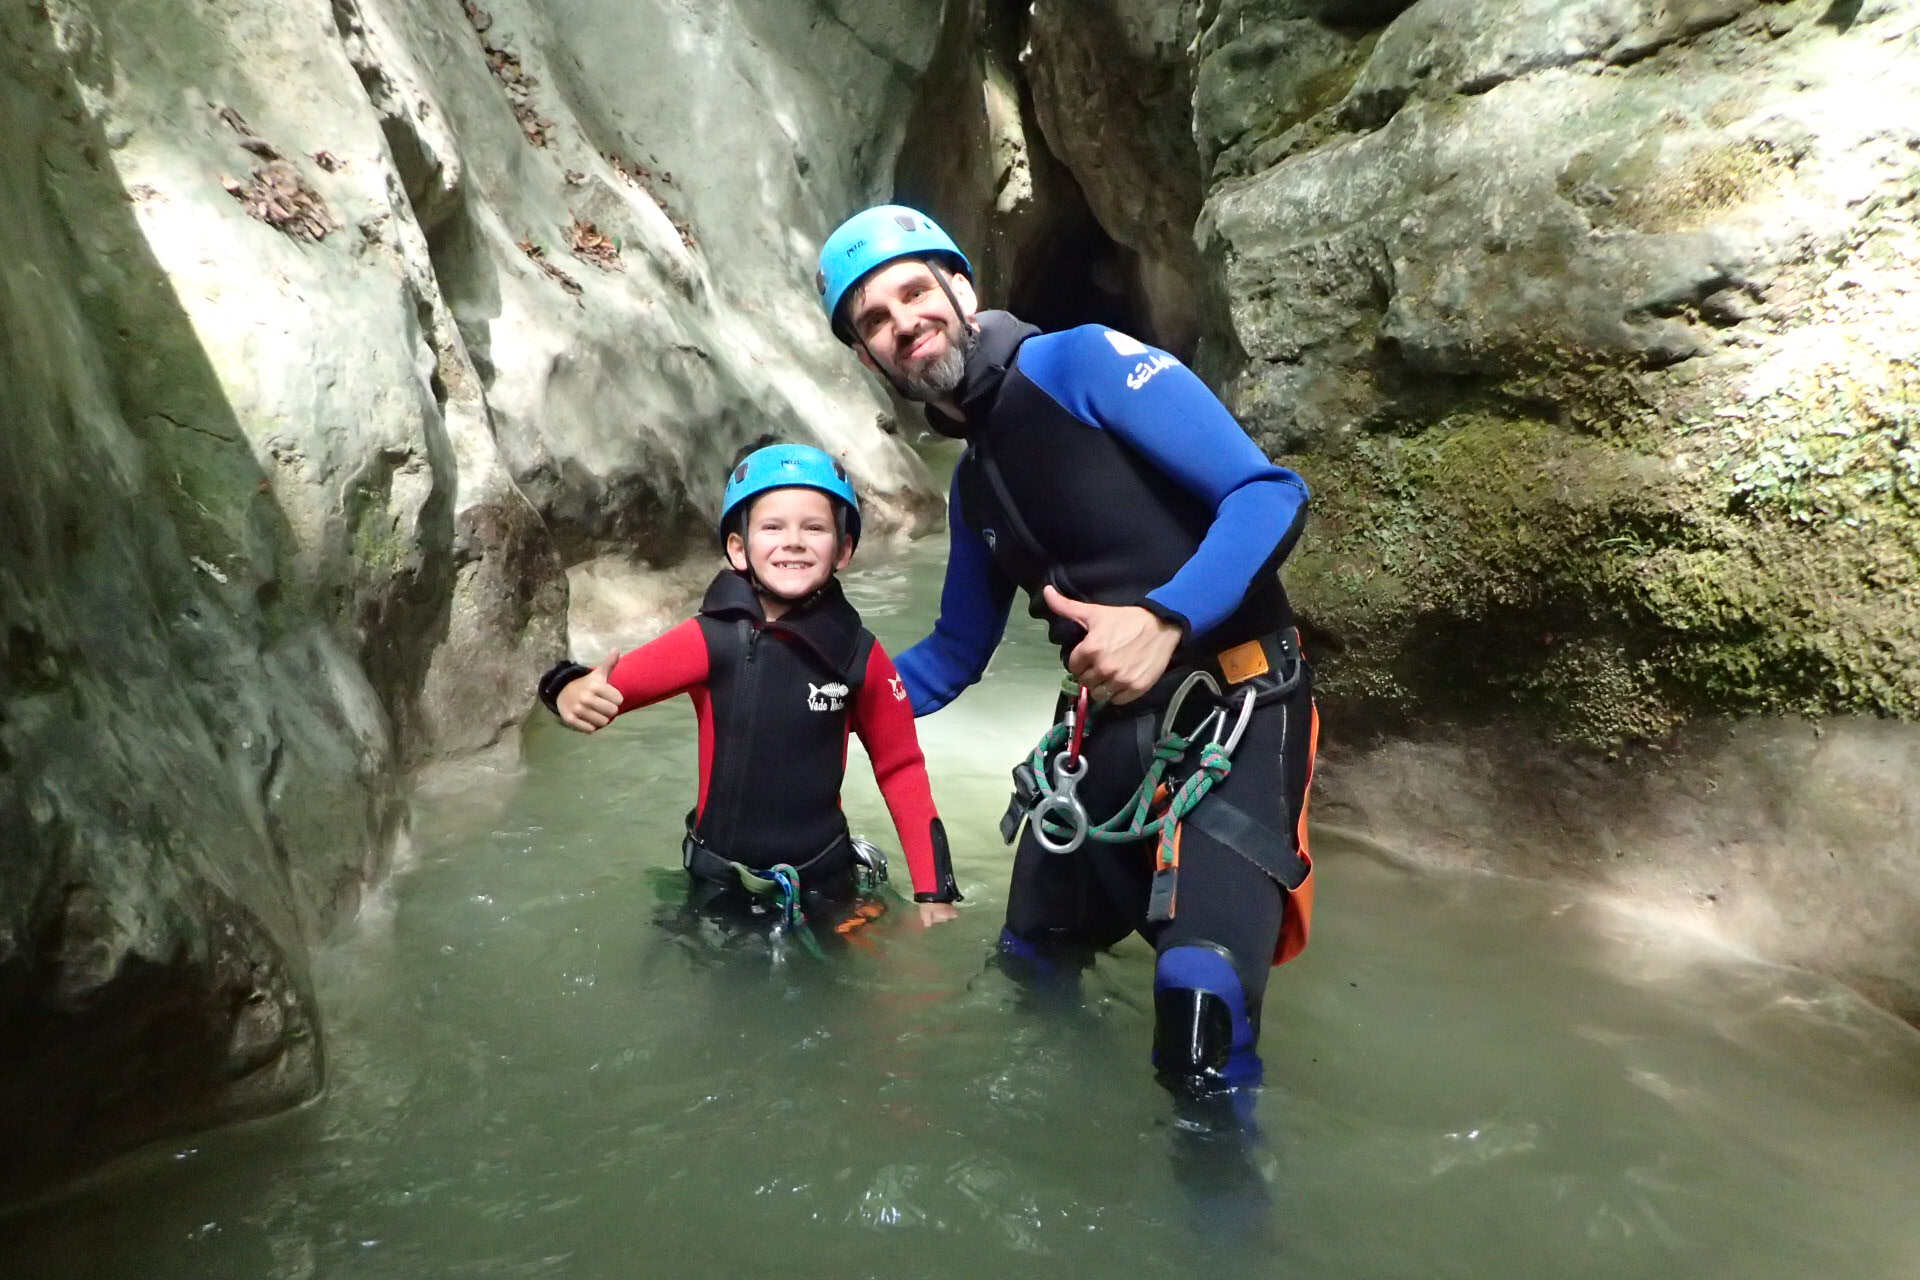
[725,531,750,572]
[949,271,980,322]
[834,536,855,571]
[853,345,880,376]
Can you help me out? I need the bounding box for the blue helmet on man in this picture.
[816,205,971,342]
[720,443,862,549]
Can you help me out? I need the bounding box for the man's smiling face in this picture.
[847,259,978,401]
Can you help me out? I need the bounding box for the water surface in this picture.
[5,534,1917,1279]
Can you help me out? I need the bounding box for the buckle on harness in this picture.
[1000,760,1042,844]
[850,835,888,892]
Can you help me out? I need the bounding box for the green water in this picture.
[5,535,1918,1279]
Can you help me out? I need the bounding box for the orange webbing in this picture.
[1273,697,1319,966]
[834,899,887,946]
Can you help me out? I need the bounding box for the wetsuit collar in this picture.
[699,569,866,680]
[923,310,1041,440]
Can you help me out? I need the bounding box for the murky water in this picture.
[6,534,1918,1280]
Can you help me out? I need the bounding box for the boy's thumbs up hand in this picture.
[557,650,625,732]
[1040,585,1182,707]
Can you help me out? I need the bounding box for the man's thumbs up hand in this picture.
[1040,585,1183,706]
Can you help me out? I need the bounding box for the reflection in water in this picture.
[4,534,1919,1279]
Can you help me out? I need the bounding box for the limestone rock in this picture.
[1026,0,1208,353]
[1,0,946,1200]
[1199,0,1920,739]
[1315,717,1920,1024]
[1177,0,1920,1021]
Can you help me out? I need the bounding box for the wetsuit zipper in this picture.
[708,621,762,857]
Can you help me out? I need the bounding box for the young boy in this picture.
[536,443,962,929]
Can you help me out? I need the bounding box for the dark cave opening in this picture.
[1003,212,1151,343]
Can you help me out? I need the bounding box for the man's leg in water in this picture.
[997,710,1152,987]
[1147,839,1284,1095]
[1145,674,1314,1098]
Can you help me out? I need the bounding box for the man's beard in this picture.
[897,323,975,402]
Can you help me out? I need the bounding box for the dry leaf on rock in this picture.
[566,217,622,271]
[216,105,256,137]
[221,162,337,241]
[467,11,554,147]
[603,150,696,250]
[516,237,582,296]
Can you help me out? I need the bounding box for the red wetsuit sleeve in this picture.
[851,642,942,896]
[605,618,711,712]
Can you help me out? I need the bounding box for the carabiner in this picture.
[1160,669,1223,742]
[1065,683,1091,769]
[1212,687,1257,757]
[1031,750,1090,854]
[1161,670,1255,759]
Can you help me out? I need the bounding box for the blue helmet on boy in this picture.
[720,443,862,548]
[816,205,971,342]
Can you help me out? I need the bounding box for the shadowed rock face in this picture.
[1,0,942,1201]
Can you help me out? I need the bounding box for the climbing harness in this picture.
[722,861,823,958]
[683,819,852,958]
[680,815,907,959]
[1000,630,1312,924]
[1003,670,1256,865]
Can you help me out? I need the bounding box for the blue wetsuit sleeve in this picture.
[1019,328,1309,637]
[893,468,1016,716]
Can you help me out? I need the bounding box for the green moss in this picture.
[1289,381,1920,749]
[351,516,411,577]
[1607,138,1799,233]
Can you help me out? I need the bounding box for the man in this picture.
[816,205,1317,1098]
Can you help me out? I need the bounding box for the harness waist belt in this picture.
[682,824,855,891]
[1115,627,1304,717]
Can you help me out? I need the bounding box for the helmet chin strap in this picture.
[738,531,850,609]
[739,560,817,609]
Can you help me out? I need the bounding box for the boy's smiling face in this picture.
[726,487,851,614]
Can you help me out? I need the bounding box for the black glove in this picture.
[536,660,592,714]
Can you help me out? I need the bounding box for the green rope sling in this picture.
[1016,672,1255,873]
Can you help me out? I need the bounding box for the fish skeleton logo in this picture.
[888,676,906,702]
[808,681,849,711]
